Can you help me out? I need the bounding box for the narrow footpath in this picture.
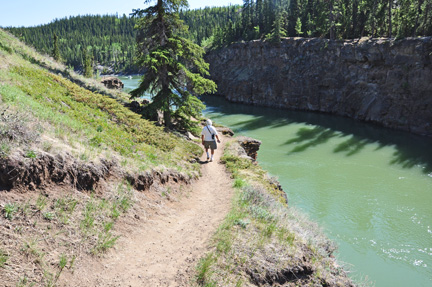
[61,136,233,286]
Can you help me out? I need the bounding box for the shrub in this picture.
[3,203,18,220]
[0,249,8,267]
[0,108,39,145]
[233,178,245,188]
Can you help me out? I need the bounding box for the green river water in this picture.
[121,76,432,287]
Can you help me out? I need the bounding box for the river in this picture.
[120,76,432,287]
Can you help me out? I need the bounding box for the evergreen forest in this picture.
[5,0,432,74]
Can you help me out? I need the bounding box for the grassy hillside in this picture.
[0,28,201,286]
[0,28,202,172]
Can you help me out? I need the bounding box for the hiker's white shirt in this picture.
[201,125,218,141]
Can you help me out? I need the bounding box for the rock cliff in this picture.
[206,37,432,137]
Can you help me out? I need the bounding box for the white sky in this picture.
[0,0,243,28]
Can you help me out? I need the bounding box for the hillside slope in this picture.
[0,28,202,286]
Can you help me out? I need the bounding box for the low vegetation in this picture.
[192,140,355,286]
[0,182,134,286]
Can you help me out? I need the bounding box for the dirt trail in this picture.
[62,136,233,287]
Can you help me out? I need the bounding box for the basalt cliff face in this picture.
[206,37,432,137]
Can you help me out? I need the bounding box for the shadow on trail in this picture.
[201,95,432,175]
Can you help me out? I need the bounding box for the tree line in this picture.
[5,1,432,74]
[214,0,432,46]
[6,15,138,73]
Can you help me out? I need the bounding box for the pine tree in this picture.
[295,17,303,37]
[306,13,314,37]
[267,12,287,42]
[256,0,264,33]
[388,0,393,37]
[287,0,299,36]
[130,0,217,128]
[51,32,62,62]
[82,46,93,78]
[328,0,336,40]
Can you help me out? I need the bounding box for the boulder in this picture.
[101,77,124,89]
[217,127,235,136]
[127,100,143,114]
[126,99,151,114]
[186,131,197,140]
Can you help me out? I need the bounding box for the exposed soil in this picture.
[58,136,233,286]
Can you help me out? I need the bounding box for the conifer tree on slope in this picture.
[130,0,217,129]
[51,32,62,62]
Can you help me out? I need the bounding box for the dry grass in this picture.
[0,184,130,286]
[0,178,192,287]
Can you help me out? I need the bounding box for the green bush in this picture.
[0,249,8,267]
[3,203,18,220]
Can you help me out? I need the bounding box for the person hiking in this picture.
[201,119,220,162]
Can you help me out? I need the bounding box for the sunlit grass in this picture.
[0,28,202,175]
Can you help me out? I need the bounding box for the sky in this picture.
[0,0,243,28]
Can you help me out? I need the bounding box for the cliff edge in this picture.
[206,37,432,137]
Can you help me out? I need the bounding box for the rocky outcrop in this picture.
[216,127,235,137]
[101,77,124,89]
[126,99,150,114]
[237,136,262,161]
[206,37,432,137]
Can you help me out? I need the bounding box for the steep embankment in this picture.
[206,37,432,137]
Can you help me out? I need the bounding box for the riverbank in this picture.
[56,133,234,286]
[0,28,203,286]
[190,136,355,286]
[200,95,432,287]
